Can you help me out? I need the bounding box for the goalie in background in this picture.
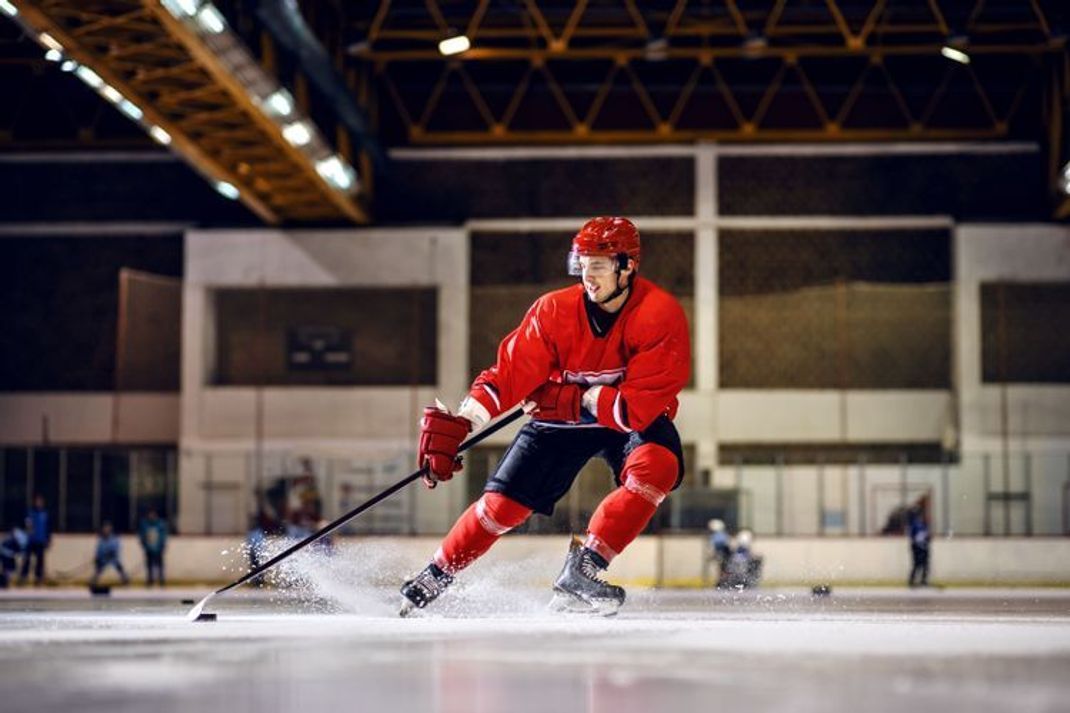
[401,216,691,616]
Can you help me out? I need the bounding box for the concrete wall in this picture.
[0,393,178,444]
[180,228,469,535]
[36,534,1070,587]
[955,224,1070,454]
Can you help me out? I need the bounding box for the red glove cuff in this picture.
[418,407,472,483]
[595,386,631,432]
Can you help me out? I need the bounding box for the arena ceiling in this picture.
[1,1,1068,223]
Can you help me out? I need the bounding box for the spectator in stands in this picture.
[907,506,931,587]
[138,509,169,587]
[0,526,27,588]
[19,494,51,586]
[91,522,129,587]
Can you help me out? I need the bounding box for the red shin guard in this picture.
[586,443,678,563]
[433,492,532,573]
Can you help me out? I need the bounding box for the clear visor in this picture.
[566,251,617,277]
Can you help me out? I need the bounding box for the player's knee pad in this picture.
[620,443,678,506]
[475,492,531,535]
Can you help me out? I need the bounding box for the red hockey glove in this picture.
[528,382,582,422]
[418,406,472,487]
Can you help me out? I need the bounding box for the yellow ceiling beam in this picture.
[12,0,367,224]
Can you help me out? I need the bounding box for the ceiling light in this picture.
[75,65,103,89]
[438,34,470,56]
[60,60,77,72]
[195,5,226,34]
[214,181,240,200]
[282,121,311,146]
[118,99,143,121]
[0,1,18,18]
[44,49,62,62]
[315,155,356,191]
[149,126,172,146]
[100,85,123,104]
[263,89,294,117]
[940,46,970,64]
[161,0,201,18]
[644,37,669,62]
[38,33,62,52]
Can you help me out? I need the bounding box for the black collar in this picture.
[583,288,630,338]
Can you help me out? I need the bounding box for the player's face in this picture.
[579,255,622,302]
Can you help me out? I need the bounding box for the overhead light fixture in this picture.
[214,181,240,200]
[118,99,143,121]
[60,60,77,72]
[74,65,103,89]
[161,0,201,18]
[195,5,226,34]
[940,46,970,64]
[263,88,294,118]
[149,126,172,146]
[282,121,312,147]
[346,40,370,56]
[315,155,356,191]
[644,36,669,62]
[100,85,123,104]
[941,33,970,65]
[438,33,470,56]
[38,32,62,52]
[742,31,768,54]
[44,49,62,62]
[0,0,18,18]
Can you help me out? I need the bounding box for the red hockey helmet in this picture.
[567,217,640,276]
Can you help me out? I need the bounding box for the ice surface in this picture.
[1,550,1068,713]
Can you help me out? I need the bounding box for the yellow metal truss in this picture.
[349,0,1064,145]
[14,0,366,224]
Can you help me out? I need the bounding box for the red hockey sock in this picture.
[586,444,678,563]
[433,492,532,573]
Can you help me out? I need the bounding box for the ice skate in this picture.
[550,536,625,617]
[399,562,453,616]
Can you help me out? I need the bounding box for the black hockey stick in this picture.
[185,404,529,621]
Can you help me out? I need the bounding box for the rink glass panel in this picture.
[0,447,177,534]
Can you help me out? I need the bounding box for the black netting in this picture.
[720,228,951,388]
[982,282,1070,383]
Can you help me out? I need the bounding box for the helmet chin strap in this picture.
[595,267,632,305]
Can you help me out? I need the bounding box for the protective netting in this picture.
[719,227,951,389]
[721,281,951,388]
[981,282,1070,383]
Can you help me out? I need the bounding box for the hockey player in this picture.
[402,216,691,615]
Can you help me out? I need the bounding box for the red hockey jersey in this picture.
[467,276,690,433]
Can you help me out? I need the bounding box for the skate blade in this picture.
[398,599,418,618]
[548,592,620,617]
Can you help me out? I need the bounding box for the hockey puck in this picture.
[88,584,111,596]
[180,599,195,605]
[194,612,218,622]
[811,584,832,597]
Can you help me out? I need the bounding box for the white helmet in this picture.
[707,518,725,532]
[736,530,753,548]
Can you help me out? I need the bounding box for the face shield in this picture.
[566,252,617,278]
